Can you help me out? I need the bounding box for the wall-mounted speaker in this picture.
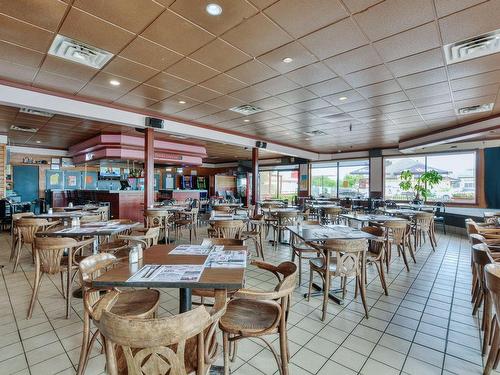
[145,117,164,129]
[256,141,267,149]
[369,148,382,157]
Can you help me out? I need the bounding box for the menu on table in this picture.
[127,264,204,283]
[169,244,222,255]
[205,250,247,268]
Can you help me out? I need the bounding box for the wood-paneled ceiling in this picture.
[0,104,280,163]
[0,0,499,153]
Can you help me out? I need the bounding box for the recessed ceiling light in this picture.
[109,79,120,86]
[35,140,41,144]
[282,57,293,63]
[178,100,186,104]
[206,3,222,16]
[305,138,310,140]
[244,119,250,122]
[338,96,348,101]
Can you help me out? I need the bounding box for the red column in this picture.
[144,128,154,208]
[252,147,259,206]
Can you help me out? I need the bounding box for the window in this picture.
[259,169,298,201]
[311,160,369,199]
[384,152,477,203]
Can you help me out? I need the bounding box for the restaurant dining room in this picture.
[0,1,499,375]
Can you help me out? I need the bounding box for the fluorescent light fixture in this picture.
[178,100,186,104]
[206,3,222,16]
[244,119,250,122]
[109,79,120,86]
[338,96,348,101]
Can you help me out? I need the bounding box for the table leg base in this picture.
[72,287,83,299]
[303,282,344,305]
[209,366,224,374]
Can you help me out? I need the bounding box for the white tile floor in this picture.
[0,225,493,374]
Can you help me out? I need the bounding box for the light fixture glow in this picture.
[178,100,186,104]
[35,140,41,144]
[109,79,120,86]
[206,3,222,16]
[282,57,293,63]
[338,96,348,101]
[244,119,250,122]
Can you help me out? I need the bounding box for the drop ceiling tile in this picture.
[374,22,441,62]
[59,8,135,54]
[294,98,331,111]
[277,88,317,104]
[145,72,193,93]
[397,67,448,90]
[73,0,164,33]
[348,107,382,118]
[377,100,414,113]
[207,95,245,110]
[447,53,500,80]
[344,65,393,87]
[166,58,219,83]
[170,0,258,36]
[453,83,499,101]
[190,39,251,72]
[90,71,140,92]
[387,48,444,77]
[272,105,304,116]
[412,93,452,107]
[103,57,159,82]
[253,76,300,95]
[434,0,485,18]
[141,10,214,55]
[77,83,126,102]
[300,18,368,60]
[357,79,401,98]
[174,103,221,120]
[285,62,337,86]
[181,85,222,102]
[438,1,500,44]
[127,84,173,101]
[450,70,500,91]
[344,0,384,14]
[198,110,242,124]
[120,37,183,70]
[226,59,278,85]
[251,96,288,110]
[149,95,200,114]
[230,86,270,102]
[385,109,420,119]
[354,0,435,41]
[418,102,454,114]
[221,13,292,57]
[258,41,318,74]
[0,0,68,31]
[309,106,343,118]
[0,40,44,68]
[324,90,364,105]
[422,110,457,120]
[369,91,409,106]
[392,116,425,124]
[337,100,373,112]
[0,14,54,53]
[323,45,383,76]
[406,81,451,99]
[40,55,97,81]
[201,74,246,94]
[306,78,352,97]
[113,93,158,109]
[32,70,86,95]
[264,0,348,38]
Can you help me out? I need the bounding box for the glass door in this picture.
[259,170,298,202]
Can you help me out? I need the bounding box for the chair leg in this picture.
[307,269,313,302]
[77,312,91,375]
[60,272,65,299]
[483,293,492,355]
[321,273,329,321]
[485,321,499,375]
[279,324,289,375]
[374,261,388,296]
[66,269,73,319]
[297,253,302,287]
[27,266,42,319]
[223,332,230,375]
[13,239,23,273]
[400,244,410,272]
[357,274,369,319]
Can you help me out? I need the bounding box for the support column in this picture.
[251,147,259,206]
[144,128,154,208]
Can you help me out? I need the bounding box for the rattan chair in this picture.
[291,220,320,286]
[272,211,298,248]
[361,226,388,295]
[144,209,171,242]
[96,289,226,375]
[12,218,60,272]
[219,261,297,375]
[413,212,436,251]
[382,220,414,272]
[211,220,245,239]
[240,214,265,259]
[201,238,245,246]
[27,236,94,319]
[10,212,35,262]
[174,208,199,243]
[307,238,369,320]
[80,214,102,224]
[484,263,500,375]
[323,207,342,224]
[76,253,160,375]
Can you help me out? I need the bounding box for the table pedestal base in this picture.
[303,282,344,305]
[179,287,192,313]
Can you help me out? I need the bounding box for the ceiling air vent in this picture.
[48,34,113,69]
[10,125,38,133]
[19,107,54,117]
[304,130,327,136]
[229,104,263,115]
[444,28,500,64]
[456,103,493,115]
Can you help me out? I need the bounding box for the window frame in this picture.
[382,150,478,205]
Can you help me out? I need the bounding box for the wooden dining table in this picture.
[341,213,405,226]
[93,244,247,313]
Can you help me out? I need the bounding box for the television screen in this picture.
[99,166,121,178]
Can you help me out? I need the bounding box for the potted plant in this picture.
[399,170,443,202]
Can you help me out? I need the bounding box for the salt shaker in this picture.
[68,202,73,208]
[129,246,139,264]
[48,208,53,215]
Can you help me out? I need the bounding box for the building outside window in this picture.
[311,160,369,199]
[384,151,477,203]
